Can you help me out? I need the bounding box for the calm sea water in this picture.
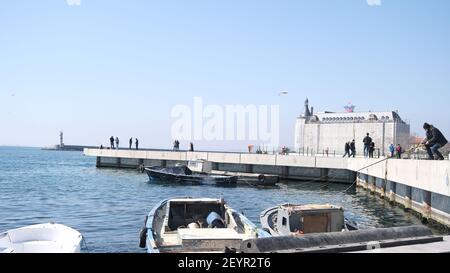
[0,147,436,252]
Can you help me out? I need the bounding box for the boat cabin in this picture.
[187,160,213,173]
[276,204,345,235]
[153,198,256,253]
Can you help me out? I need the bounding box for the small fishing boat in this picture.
[0,223,83,253]
[187,160,279,187]
[260,204,358,236]
[209,170,279,187]
[139,197,270,253]
[145,165,237,186]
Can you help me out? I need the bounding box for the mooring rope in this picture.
[338,145,423,193]
[81,236,90,253]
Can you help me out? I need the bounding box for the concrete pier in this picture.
[84,148,450,229]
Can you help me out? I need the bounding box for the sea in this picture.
[0,146,437,253]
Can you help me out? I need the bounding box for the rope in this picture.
[339,145,421,193]
[294,145,422,193]
[81,237,90,253]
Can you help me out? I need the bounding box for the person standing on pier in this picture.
[248,144,254,153]
[135,138,139,150]
[389,144,395,158]
[115,137,120,150]
[189,142,194,152]
[129,138,133,150]
[363,133,372,157]
[350,140,356,157]
[369,141,375,158]
[173,140,180,151]
[422,123,448,160]
[343,142,351,158]
[396,144,403,159]
[110,136,115,149]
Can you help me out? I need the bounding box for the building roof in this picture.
[300,111,407,124]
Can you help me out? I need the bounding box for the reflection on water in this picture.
[0,147,443,252]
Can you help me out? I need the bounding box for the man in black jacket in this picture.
[363,133,372,158]
[343,142,351,158]
[350,140,356,157]
[422,123,448,160]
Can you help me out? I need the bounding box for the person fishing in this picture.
[422,123,448,160]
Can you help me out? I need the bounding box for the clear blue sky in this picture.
[1,0,449,150]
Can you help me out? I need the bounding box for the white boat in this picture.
[0,223,83,253]
[260,204,358,236]
[139,197,271,253]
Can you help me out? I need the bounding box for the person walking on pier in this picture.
[422,123,448,160]
[115,137,120,150]
[350,140,356,158]
[389,144,395,158]
[129,138,133,150]
[135,138,139,150]
[363,133,372,158]
[110,136,115,149]
[343,142,351,158]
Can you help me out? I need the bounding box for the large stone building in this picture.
[294,99,411,156]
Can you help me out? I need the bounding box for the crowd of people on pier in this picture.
[100,137,139,150]
[340,122,448,160]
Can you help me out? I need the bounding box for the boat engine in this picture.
[207,212,226,228]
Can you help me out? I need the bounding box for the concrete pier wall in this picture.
[85,148,450,229]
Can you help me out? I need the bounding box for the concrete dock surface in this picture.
[353,236,450,253]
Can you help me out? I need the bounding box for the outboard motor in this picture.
[207,212,226,228]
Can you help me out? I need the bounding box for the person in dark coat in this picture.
[135,138,139,150]
[363,133,372,158]
[350,140,356,158]
[110,136,115,149]
[343,142,351,158]
[422,123,448,160]
[129,138,133,150]
[189,142,194,152]
[369,142,375,158]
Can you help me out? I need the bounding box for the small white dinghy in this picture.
[0,223,83,253]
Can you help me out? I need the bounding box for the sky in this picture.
[0,0,449,151]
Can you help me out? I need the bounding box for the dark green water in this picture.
[0,147,436,252]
